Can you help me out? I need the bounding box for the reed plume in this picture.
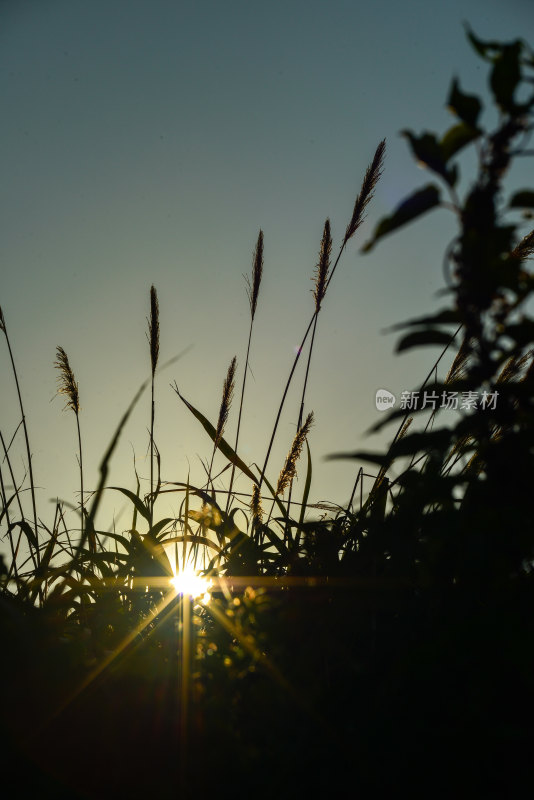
[313,219,332,312]
[215,356,237,449]
[344,139,386,244]
[276,411,314,497]
[207,356,237,493]
[510,228,534,261]
[55,346,86,548]
[445,335,471,384]
[250,482,263,524]
[246,229,264,320]
[147,285,160,526]
[148,284,160,376]
[496,351,531,385]
[55,347,80,414]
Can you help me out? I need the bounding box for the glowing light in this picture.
[170,568,212,601]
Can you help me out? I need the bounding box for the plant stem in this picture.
[1,317,40,568]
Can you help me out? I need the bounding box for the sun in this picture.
[170,567,212,603]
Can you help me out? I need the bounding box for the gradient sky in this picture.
[1,0,532,555]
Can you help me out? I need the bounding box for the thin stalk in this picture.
[0,458,18,585]
[0,306,40,566]
[1,428,32,580]
[55,347,85,549]
[259,141,385,491]
[225,322,253,515]
[226,230,264,516]
[286,221,331,522]
[76,412,84,543]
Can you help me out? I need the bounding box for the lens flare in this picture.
[170,568,212,602]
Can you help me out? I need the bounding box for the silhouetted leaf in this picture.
[40,527,59,576]
[164,534,223,555]
[109,487,151,523]
[73,378,149,569]
[490,41,522,111]
[387,309,461,331]
[148,518,174,541]
[509,190,534,209]
[390,428,452,457]
[8,519,38,551]
[325,450,389,465]
[361,184,441,252]
[396,329,456,353]
[441,122,480,161]
[464,24,501,60]
[401,131,456,184]
[173,386,257,484]
[447,78,482,127]
[296,440,313,543]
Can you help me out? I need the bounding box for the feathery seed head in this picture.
[510,228,534,262]
[250,483,263,524]
[276,411,314,496]
[147,285,160,376]
[398,417,413,441]
[446,336,471,384]
[54,346,80,414]
[344,139,386,244]
[246,229,264,320]
[215,356,237,447]
[313,219,332,311]
[497,350,532,384]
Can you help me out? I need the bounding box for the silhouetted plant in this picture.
[334,25,534,592]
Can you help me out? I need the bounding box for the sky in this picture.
[1,0,532,558]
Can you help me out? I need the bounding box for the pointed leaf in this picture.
[396,329,457,353]
[362,185,441,252]
[148,517,174,542]
[8,519,38,552]
[447,78,482,127]
[387,309,461,331]
[163,534,223,555]
[109,487,151,523]
[298,440,313,531]
[440,122,480,161]
[389,428,452,457]
[40,528,59,576]
[174,387,257,483]
[490,41,522,111]
[464,25,501,60]
[401,131,451,180]
[81,377,149,560]
[325,450,389,465]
